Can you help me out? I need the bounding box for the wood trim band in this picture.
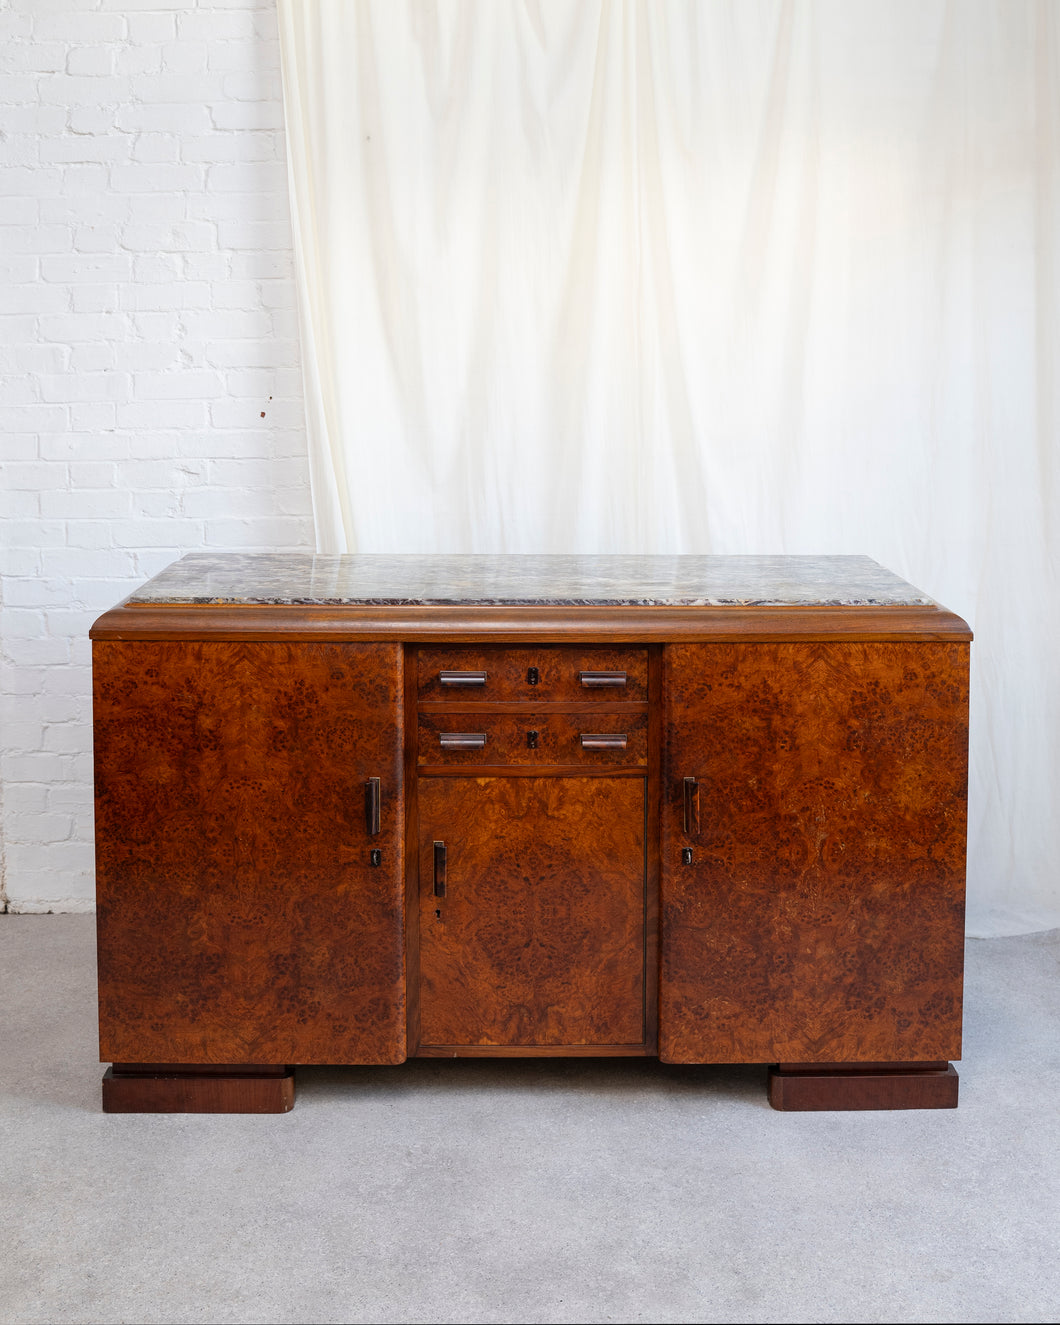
[91,601,973,643]
[416,700,650,714]
[414,1043,650,1058]
[415,764,647,778]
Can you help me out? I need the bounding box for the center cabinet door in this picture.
[417,776,647,1051]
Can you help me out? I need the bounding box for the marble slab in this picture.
[128,553,935,608]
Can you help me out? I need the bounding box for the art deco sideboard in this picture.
[90,554,971,1113]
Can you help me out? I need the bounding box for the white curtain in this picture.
[277,0,1060,938]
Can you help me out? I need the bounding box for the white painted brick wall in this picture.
[0,0,314,913]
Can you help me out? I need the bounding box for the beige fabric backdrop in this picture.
[277,0,1060,937]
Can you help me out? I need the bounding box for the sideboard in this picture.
[90,554,971,1113]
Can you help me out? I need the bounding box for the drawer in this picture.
[417,709,648,767]
[417,646,648,703]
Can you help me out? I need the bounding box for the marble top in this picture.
[128,554,935,608]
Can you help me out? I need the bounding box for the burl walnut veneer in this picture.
[91,554,971,1114]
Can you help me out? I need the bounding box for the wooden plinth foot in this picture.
[102,1063,295,1114]
[768,1061,959,1111]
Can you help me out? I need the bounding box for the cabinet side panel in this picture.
[660,642,968,1064]
[94,641,405,1065]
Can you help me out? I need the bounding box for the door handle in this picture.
[365,777,381,836]
[683,776,700,836]
[439,671,487,687]
[579,671,627,688]
[439,732,487,750]
[433,840,446,897]
[580,733,628,749]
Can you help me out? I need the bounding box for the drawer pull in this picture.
[439,732,487,750]
[580,733,628,750]
[579,670,627,688]
[439,670,487,687]
[683,776,700,836]
[365,777,381,836]
[433,841,446,897]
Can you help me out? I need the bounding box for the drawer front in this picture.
[418,709,648,767]
[417,646,648,703]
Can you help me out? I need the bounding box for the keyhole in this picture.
[527,667,539,686]
[527,729,539,749]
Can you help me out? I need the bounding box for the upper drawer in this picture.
[417,646,648,703]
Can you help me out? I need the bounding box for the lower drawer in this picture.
[417,709,648,767]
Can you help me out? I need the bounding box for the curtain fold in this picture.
[278,0,1060,937]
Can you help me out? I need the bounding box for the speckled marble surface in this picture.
[128,553,934,608]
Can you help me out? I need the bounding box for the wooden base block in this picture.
[102,1064,295,1114]
[768,1062,959,1111]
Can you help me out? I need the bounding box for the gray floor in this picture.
[1,917,1058,1325]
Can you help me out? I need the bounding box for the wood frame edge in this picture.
[90,602,973,643]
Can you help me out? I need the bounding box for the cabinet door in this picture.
[417,776,646,1049]
[660,642,969,1064]
[94,641,405,1065]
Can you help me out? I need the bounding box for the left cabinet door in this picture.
[94,641,406,1066]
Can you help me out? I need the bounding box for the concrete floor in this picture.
[1,916,1058,1325]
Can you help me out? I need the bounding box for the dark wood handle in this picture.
[579,671,627,688]
[580,733,628,749]
[439,671,487,687]
[365,777,381,836]
[433,840,446,897]
[683,776,700,836]
[439,732,487,750]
